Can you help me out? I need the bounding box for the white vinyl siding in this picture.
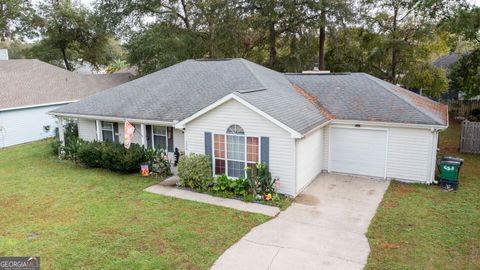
[0,105,62,148]
[184,99,296,196]
[79,120,181,151]
[386,127,436,183]
[78,119,97,141]
[322,126,329,170]
[295,128,323,194]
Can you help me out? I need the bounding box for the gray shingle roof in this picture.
[52,58,447,135]
[432,53,464,68]
[0,59,132,110]
[286,73,447,126]
[52,59,329,134]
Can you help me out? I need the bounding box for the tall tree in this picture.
[0,0,39,41]
[443,5,480,98]
[362,0,462,83]
[32,0,114,70]
[307,0,354,70]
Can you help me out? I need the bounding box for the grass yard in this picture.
[366,120,480,269]
[0,140,269,269]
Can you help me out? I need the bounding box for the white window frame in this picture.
[212,127,260,178]
[101,122,115,142]
[151,126,168,150]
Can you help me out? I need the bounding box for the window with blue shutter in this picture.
[260,136,269,167]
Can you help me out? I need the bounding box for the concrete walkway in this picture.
[145,184,280,217]
[211,173,390,270]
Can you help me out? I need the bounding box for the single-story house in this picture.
[50,58,448,196]
[0,55,132,148]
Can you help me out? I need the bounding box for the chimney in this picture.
[0,49,8,60]
[302,63,330,74]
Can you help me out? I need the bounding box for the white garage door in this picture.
[330,127,387,178]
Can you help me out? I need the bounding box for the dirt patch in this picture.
[295,194,319,206]
[368,189,376,196]
[383,201,398,209]
[379,242,401,250]
[392,183,416,197]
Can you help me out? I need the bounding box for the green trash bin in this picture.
[439,161,461,181]
[439,160,461,190]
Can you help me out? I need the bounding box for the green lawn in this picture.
[366,120,480,269]
[0,140,269,269]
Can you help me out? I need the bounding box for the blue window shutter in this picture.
[205,132,213,174]
[167,127,174,152]
[146,125,152,148]
[261,137,269,167]
[113,123,119,142]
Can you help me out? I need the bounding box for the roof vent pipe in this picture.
[0,49,8,60]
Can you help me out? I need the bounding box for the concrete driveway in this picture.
[211,173,390,270]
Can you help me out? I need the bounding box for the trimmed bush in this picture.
[177,154,212,191]
[77,141,104,167]
[77,141,147,173]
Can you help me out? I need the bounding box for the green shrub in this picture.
[51,139,62,155]
[77,141,147,173]
[100,142,146,172]
[77,141,104,167]
[246,163,277,195]
[143,148,171,177]
[63,138,85,163]
[177,154,212,191]
[212,175,250,197]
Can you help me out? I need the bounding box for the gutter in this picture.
[330,119,448,130]
[0,100,77,112]
[49,112,176,126]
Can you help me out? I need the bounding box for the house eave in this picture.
[0,100,77,112]
[49,112,176,126]
[331,119,448,130]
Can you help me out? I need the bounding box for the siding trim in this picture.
[332,119,447,130]
[1,100,76,112]
[50,113,175,126]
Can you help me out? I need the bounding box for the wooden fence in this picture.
[447,100,480,118]
[460,120,480,154]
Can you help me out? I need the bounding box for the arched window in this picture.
[213,125,259,178]
[227,124,244,135]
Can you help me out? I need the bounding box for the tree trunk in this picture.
[61,47,72,71]
[318,8,326,70]
[391,7,398,83]
[268,22,276,68]
[208,22,215,58]
[180,0,190,29]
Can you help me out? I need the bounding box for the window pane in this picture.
[102,130,113,142]
[102,122,113,130]
[227,135,245,161]
[247,137,259,163]
[214,134,225,158]
[154,135,167,149]
[228,160,245,178]
[153,126,167,135]
[226,124,244,135]
[215,159,225,175]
